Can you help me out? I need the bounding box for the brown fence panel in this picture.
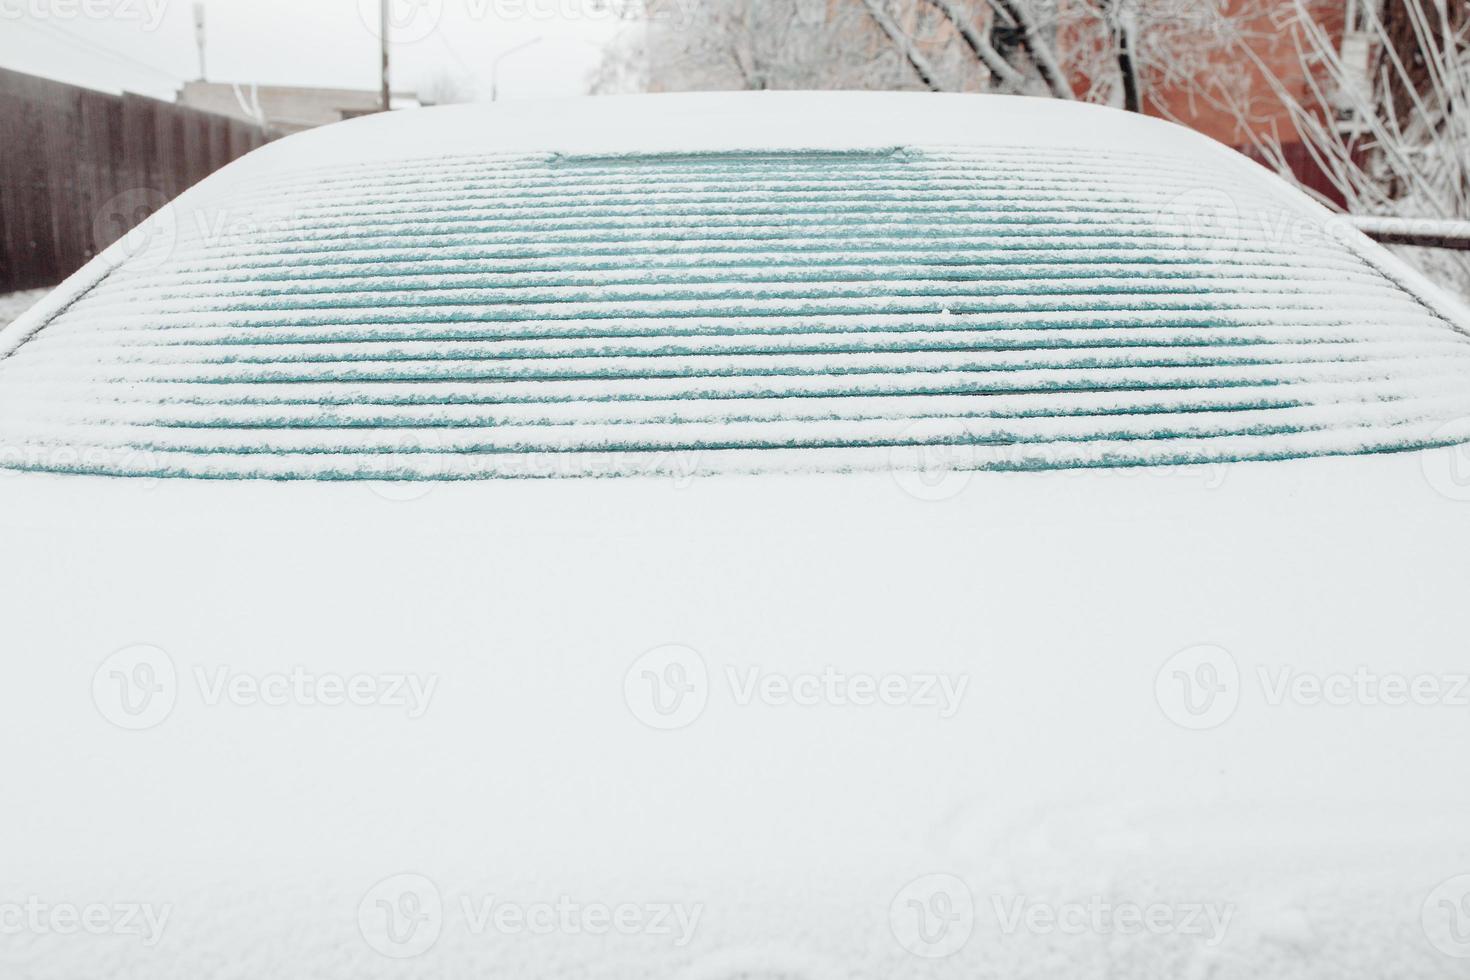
[181,109,211,192]
[76,88,122,267]
[120,94,158,202]
[0,68,272,294]
[0,72,62,291]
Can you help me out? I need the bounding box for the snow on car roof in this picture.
[2,92,1470,480]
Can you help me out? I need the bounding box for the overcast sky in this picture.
[0,0,636,102]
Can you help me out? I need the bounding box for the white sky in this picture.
[0,0,637,102]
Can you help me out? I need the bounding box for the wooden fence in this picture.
[0,68,273,294]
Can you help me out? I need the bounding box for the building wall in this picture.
[1056,0,1347,201]
[176,82,415,136]
[1140,0,1346,148]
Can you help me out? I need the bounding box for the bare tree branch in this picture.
[922,0,1027,91]
[859,0,946,91]
[1098,0,1141,111]
[984,0,1075,98]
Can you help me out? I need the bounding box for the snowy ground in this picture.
[3,450,1470,978]
[0,289,47,329]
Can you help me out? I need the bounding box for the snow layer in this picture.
[3,453,1470,978]
[2,93,1470,480]
[0,289,46,329]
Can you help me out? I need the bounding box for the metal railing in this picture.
[1351,217,1470,251]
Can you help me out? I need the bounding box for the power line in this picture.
[436,31,476,77]
[12,17,184,84]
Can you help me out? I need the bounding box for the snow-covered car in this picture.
[3,92,1470,979]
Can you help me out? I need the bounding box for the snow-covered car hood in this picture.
[4,93,1470,979]
[5,451,1470,978]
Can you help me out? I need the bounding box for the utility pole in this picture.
[380,0,391,112]
[192,2,207,81]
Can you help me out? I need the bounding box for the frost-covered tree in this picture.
[417,69,479,106]
[1218,0,1470,294]
[590,0,930,94]
[591,0,1265,111]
